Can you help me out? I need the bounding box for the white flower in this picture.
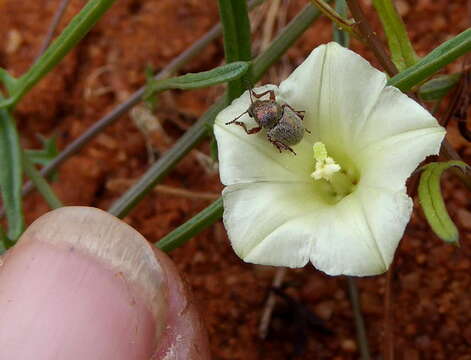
[214,42,446,276]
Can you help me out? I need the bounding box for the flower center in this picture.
[310,142,357,203]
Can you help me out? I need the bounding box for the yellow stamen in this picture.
[311,142,341,181]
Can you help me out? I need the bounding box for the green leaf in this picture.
[156,198,223,252]
[205,122,219,162]
[143,61,250,101]
[372,0,417,71]
[0,68,19,95]
[418,73,461,101]
[418,160,470,244]
[25,135,59,167]
[0,0,117,109]
[22,150,62,210]
[0,100,24,241]
[0,225,12,255]
[388,28,471,91]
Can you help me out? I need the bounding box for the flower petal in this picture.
[309,186,412,276]
[279,42,387,151]
[214,85,314,185]
[354,85,444,148]
[356,126,446,191]
[222,181,326,268]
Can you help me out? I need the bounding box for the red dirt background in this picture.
[0,0,470,359]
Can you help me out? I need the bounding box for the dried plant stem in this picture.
[347,277,371,360]
[310,0,361,40]
[347,0,398,77]
[36,0,72,59]
[258,267,287,339]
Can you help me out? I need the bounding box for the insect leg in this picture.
[232,122,262,134]
[282,104,305,120]
[252,89,276,101]
[267,134,297,155]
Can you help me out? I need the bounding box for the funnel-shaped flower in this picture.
[214,42,445,276]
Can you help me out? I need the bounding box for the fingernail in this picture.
[0,206,167,360]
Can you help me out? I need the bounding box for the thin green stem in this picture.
[347,278,371,360]
[0,0,117,109]
[22,152,62,210]
[109,4,325,218]
[372,0,417,71]
[217,0,252,100]
[108,99,226,217]
[0,98,24,241]
[333,0,350,47]
[156,198,223,252]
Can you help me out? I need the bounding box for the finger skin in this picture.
[0,207,211,360]
[151,248,211,360]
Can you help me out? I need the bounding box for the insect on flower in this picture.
[214,43,446,276]
[225,88,309,155]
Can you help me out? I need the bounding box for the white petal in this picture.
[279,42,387,151]
[354,85,444,148]
[356,127,446,191]
[222,182,326,268]
[309,186,412,276]
[214,85,314,186]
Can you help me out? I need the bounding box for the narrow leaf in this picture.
[418,160,470,244]
[419,73,461,101]
[0,68,19,95]
[389,28,471,91]
[372,0,417,71]
[0,225,10,255]
[22,151,62,210]
[25,135,59,167]
[0,102,24,241]
[144,62,249,100]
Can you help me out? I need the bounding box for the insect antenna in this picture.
[243,78,255,104]
[225,111,248,125]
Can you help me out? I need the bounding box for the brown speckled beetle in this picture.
[225,88,309,155]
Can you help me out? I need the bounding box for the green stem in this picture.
[388,28,471,91]
[22,152,62,210]
[156,198,223,252]
[372,0,417,71]
[0,0,116,109]
[0,98,24,241]
[109,4,325,218]
[347,278,371,360]
[333,0,350,47]
[108,98,226,217]
[217,0,252,100]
